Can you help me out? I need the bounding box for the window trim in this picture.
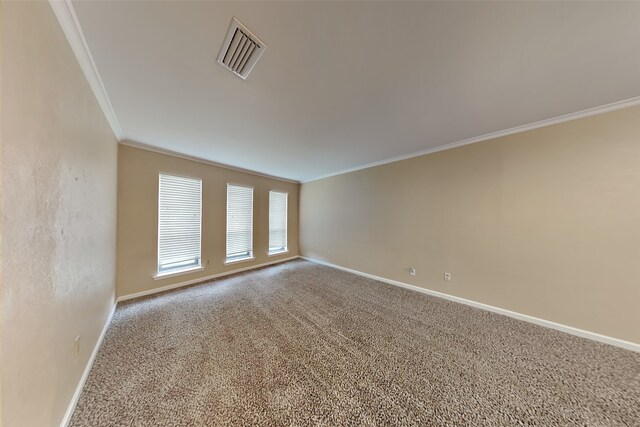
[153,266,204,280]
[225,183,254,263]
[156,172,203,277]
[223,255,256,265]
[268,249,289,257]
[268,190,288,255]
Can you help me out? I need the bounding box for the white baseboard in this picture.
[300,256,640,353]
[60,302,117,427]
[117,256,300,302]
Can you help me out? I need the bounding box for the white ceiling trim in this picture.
[302,96,640,184]
[120,140,299,184]
[49,0,123,141]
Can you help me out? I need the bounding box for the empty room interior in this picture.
[2,0,640,426]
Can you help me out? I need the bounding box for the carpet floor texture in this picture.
[70,260,640,426]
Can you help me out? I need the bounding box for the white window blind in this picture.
[157,174,202,274]
[269,191,288,254]
[226,184,254,261]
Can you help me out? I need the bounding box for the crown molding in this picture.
[49,0,124,141]
[43,2,640,185]
[301,96,640,184]
[120,140,300,184]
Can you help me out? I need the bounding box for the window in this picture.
[269,191,288,254]
[226,184,254,262]
[157,173,202,275]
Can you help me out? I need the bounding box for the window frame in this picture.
[155,172,203,278]
[225,183,255,264]
[268,190,288,256]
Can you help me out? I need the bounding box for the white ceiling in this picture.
[72,1,640,182]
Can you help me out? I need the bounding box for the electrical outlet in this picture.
[408,267,416,276]
[74,335,81,358]
[444,272,452,282]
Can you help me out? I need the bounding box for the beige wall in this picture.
[0,1,4,421]
[117,144,299,298]
[300,105,640,344]
[1,2,117,426]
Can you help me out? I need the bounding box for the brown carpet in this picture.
[70,259,640,426]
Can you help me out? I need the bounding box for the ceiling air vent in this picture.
[217,17,266,80]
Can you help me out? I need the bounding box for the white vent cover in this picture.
[217,17,266,80]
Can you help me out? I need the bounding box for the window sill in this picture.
[154,266,204,280]
[268,249,289,257]
[224,256,255,266]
